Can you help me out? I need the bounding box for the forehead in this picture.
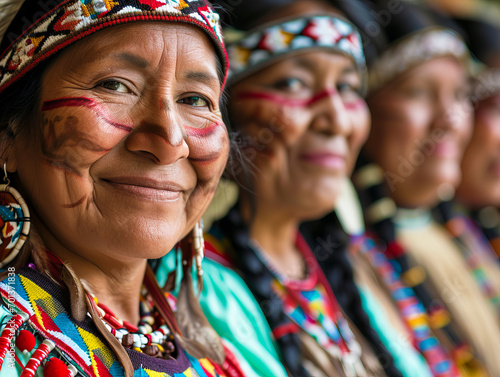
[237,50,357,84]
[51,22,218,73]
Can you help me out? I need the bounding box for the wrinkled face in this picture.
[230,51,369,220]
[7,23,229,262]
[365,57,472,207]
[457,94,500,208]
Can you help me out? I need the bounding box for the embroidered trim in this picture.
[368,28,468,94]
[225,14,365,85]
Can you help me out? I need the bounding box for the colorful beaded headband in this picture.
[0,0,228,93]
[472,68,500,101]
[225,14,366,85]
[368,28,469,94]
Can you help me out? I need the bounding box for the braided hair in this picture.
[214,206,309,377]
[300,213,402,376]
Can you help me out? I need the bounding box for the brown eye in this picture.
[99,80,130,93]
[178,96,208,107]
[272,77,306,92]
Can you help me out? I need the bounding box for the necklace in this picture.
[88,292,177,359]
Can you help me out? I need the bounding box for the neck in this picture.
[243,199,305,279]
[33,219,146,325]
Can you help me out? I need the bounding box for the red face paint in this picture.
[185,122,220,137]
[61,195,87,208]
[41,97,133,132]
[343,99,366,110]
[237,89,338,107]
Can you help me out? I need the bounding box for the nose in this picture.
[433,90,472,135]
[125,97,189,165]
[310,90,353,137]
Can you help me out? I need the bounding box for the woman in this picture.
[156,0,419,375]
[353,0,500,375]
[455,18,500,258]
[0,0,239,376]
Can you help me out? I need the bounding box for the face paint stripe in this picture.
[185,122,220,137]
[344,99,365,110]
[62,195,87,208]
[237,89,338,107]
[42,97,133,133]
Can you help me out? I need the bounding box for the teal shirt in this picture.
[358,286,433,377]
[156,252,288,377]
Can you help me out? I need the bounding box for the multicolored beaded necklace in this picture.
[88,291,177,359]
[251,233,367,376]
[45,250,181,360]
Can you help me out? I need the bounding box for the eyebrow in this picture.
[112,53,149,69]
[185,71,219,86]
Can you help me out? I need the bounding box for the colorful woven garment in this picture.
[443,214,500,316]
[0,0,227,92]
[0,266,226,377]
[350,234,460,377]
[205,231,367,375]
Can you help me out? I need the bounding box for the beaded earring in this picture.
[0,162,30,268]
[192,220,204,285]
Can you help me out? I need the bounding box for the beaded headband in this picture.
[368,28,469,94]
[472,68,500,101]
[225,14,366,86]
[0,0,227,93]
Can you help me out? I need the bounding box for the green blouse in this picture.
[155,252,289,377]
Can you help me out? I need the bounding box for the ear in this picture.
[0,124,19,174]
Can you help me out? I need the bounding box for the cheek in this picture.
[233,99,308,152]
[39,98,131,175]
[187,124,229,184]
[348,105,370,149]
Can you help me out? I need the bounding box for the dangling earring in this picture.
[192,219,205,291]
[0,162,30,268]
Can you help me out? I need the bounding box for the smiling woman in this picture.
[0,1,240,377]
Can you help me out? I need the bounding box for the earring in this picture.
[0,162,30,268]
[192,220,205,290]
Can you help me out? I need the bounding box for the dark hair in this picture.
[452,18,500,66]
[300,212,402,376]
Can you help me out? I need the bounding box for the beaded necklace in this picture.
[45,249,181,360]
[251,234,367,376]
[88,291,177,359]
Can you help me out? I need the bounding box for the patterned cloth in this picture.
[225,14,365,85]
[350,234,459,377]
[367,28,468,94]
[443,214,500,316]
[0,266,226,377]
[0,0,227,92]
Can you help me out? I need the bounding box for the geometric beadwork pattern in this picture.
[0,267,225,377]
[226,15,365,84]
[368,28,468,93]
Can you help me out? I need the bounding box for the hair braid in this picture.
[300,213,402,377]
[216,206,309,377]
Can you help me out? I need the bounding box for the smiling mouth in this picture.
[299,152,346,170]
[101,177,183,202]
